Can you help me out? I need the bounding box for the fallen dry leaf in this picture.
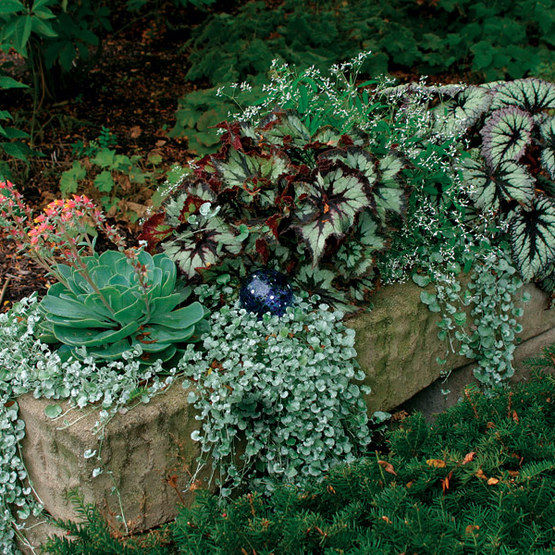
[129,125,142,139]
[462,451,476,465]
[426,459,446,468]
[465,524,480,534]
[378,460,397,475]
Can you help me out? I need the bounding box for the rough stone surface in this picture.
[347,280,554,413]
[18,380,208,551]
[401,326,555,419]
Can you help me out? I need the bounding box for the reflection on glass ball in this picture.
[239,269,294,317]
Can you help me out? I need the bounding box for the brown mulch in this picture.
[1,16,204,312]
[0,230,50,312]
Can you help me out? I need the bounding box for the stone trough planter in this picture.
[17,279,555,551]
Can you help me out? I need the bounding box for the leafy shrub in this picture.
[141,108,409,308]
[178,293,371,494]
[61,135,164,225]
[0,0,110,90]
[184,0,553,88]
[172,0,554,151]
[0,74,33,177]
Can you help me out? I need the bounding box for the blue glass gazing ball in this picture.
[239,269,294,318]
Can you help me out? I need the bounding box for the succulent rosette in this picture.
[38,249,209,365]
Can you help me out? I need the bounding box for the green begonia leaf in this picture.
[540,117,555,180]
[293,167,370,263]
[510,196,555,281]
[480,107,533,167]
[464,158,534,211]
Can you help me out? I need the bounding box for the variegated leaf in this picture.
[319,147,377,185]
[259,110,311,148]
[463,158,535,211]
[509,196,555,281]
[540,117,555,180]
[163,217,242,278]
[212,148,290,193]
[294,265,352,312]
[292,167,370,264]
[480,107,533,167]
[490,78,555,113]
[433,85,493,134]
[375,154,405,220]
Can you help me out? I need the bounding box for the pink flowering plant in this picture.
[0,181,208,366]
[0,180,125,283]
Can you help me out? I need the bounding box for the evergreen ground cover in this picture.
[44,345,555,554]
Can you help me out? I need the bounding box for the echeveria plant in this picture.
[38,250,208,364]
[0,182,209,365]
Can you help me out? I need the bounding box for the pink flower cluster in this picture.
[0,181,126,276]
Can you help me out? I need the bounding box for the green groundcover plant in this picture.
[172,0,555,152]
[44,347,555,554]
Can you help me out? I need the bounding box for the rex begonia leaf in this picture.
[356,211,387,250]
[259,110,311,148]
[292,167,370,264]
[480,107,533,167]
[540,117,555,180]
[138,212,174,248]
[537,262,555,296]
[374,154,406,220]
[162,217,242,278]
[490,78,555,113]
[509,196,555,281]
[319,147,378,185]
[211,148,291,196]
[433,85,493,134]
[294,265,351,312]
[463,158,535,211]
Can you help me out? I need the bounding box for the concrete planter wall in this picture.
[348,280,555,413]
[17,280,555,551]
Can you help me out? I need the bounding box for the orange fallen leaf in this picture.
[465,524,480,534]
[487,477,499,485]
[378,460,397,475]
[462,451,476,465]
[426,459,446,468]
[381,516,392,524]
[441,471,453,493]
[476,469,487,480]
